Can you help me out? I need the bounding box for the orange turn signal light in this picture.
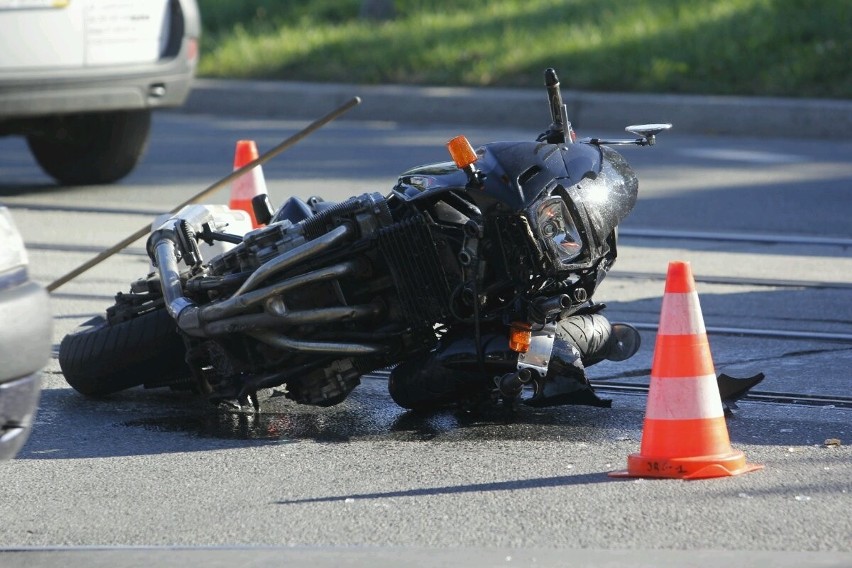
[446,135,478,169]
[509,322,532,353]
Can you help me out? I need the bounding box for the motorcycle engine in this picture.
[187,192,461,407]
[207,192,393,276]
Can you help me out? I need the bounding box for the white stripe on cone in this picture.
[645,373,725,420]
[232,167,267,199]
[658,291,706,335]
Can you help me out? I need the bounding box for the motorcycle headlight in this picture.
[532,198,583,266]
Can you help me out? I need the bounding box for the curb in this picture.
[185,78,852,139]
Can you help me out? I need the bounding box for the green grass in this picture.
[196,0,852,99]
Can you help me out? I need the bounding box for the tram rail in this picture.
[590,380,852,410]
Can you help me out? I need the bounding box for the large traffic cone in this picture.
[610,261,762,480]
[230,140,267,228]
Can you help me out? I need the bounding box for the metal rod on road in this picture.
[47,96,362,293]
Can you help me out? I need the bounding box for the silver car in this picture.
[0,0,200,185]
[0,206,51,459]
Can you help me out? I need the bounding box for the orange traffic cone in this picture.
[230,140,267,228]
[610,261,762,480]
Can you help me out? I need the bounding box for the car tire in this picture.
[59,308,189,396]
[26,109,151,185]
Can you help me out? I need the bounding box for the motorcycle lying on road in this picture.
[59,68,675,412]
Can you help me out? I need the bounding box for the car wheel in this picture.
[26,109,151,185]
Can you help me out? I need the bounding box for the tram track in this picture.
[610,270,852,291]
[629,322,852,343]
[619,227,852,248]
[590,380,852,409]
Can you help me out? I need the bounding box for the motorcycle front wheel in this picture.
[59,307,189,396]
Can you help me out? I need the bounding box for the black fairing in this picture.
[394,141,638,249]
[565,145,638,252]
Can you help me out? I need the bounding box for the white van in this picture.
[0,0,200,185]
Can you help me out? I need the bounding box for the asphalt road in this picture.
[0,110,851,566]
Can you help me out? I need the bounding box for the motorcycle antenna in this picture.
[46,97,362,293]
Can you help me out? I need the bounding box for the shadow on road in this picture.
[275,472,611,505]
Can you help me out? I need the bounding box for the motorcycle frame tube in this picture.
[233,223,353,296]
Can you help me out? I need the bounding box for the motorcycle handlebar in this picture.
[543,68,572,144]
[545,68,563,128]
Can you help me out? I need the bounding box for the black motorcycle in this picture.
[59,68,672,412]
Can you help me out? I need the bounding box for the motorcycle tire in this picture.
[59,308,189,396]
[557,313,615,367]
[557,314,641,366]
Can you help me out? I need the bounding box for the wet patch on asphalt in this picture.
[122,378,641,443]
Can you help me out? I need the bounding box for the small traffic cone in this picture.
[230,140,267,228]
[610,261,762,480]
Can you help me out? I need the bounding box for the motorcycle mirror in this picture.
[625,123,672,145]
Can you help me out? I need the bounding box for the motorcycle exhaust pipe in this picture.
[234,223,352,296]
[152,226,356,336]
[153,238,195,323]
[202,303,383,336]
[199,261,357,322]
[249,331,385,355]
[264,302,383,324]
